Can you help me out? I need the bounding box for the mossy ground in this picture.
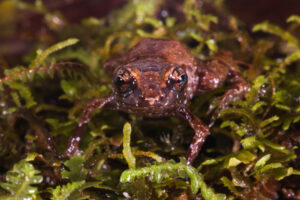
[0,0,300,199]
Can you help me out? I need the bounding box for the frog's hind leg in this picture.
[196,51,250,127]
[208,52,249,126]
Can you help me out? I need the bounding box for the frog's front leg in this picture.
[64,96,116,157]
[175,107,210,165]
[197,51,249,127]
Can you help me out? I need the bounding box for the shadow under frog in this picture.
[65,38,249,164]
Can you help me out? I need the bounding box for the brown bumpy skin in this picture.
[65,38,249,164]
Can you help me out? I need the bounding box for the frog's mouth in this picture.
[117,103,179,117]
[144,97,159,106]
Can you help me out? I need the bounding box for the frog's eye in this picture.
[167,66,187,92]
[114,67,136,93]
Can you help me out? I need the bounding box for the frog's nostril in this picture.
[138,94,145,99]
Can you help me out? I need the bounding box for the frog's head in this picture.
[112,58,188,108]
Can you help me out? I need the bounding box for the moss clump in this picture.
[0,0,300,199]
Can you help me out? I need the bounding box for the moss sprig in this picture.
[120,160,226,199]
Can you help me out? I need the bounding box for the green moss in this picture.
[0,0,300,199]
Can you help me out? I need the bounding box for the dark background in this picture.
[30,0,300,28]
[1,0,300,66]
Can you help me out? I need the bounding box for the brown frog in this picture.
[65,38,249,164]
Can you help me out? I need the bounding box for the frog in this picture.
[65,38,249,164]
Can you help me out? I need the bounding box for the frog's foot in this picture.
[62,124,87,158]
[209,83,249,127]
